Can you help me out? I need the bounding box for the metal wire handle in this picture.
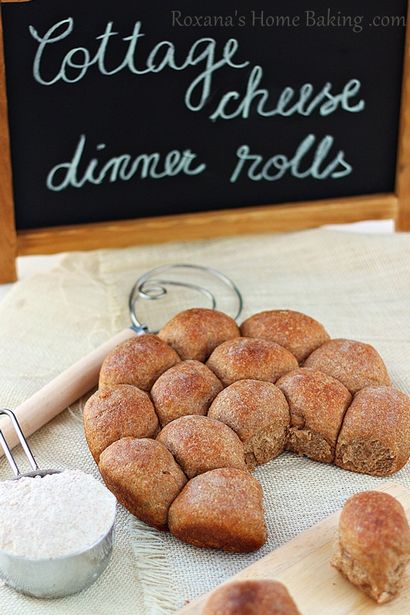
[0,409,38,477]
[128,264,243,334]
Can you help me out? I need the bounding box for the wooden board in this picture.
[177,482,410,614]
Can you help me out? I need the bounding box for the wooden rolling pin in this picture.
[0,328,139,456]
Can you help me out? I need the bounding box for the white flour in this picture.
[0,469,116,559]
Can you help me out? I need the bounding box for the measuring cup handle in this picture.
[0,328,139,456]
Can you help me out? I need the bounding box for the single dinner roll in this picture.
[83,385,159,462]
[157,415,247,478]
[168,468,266,552]
[276,369,352,463]
[99,438,186,530]
[208,380,290,469]
[335,386,410,476]
[241,309,329,362]
[206,338,298,387]
[159,308,240,362]
[304,338,391,393]
[151,360,223,426]
[331,491,410,603]
[99,334,180,391]
[203,580,301,615]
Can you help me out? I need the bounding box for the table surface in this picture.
[0,220,394,305]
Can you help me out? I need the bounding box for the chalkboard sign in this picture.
[1,0,410,282]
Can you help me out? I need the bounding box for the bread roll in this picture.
[304,339,391,393]
[276,369,352,463]
[159,308,240,362]
[168,468,266,552]
[83,385,159,462]
[206,338,298,387]
[208,379,290,469]
[99,437,186,530]
[335,386,410,476]
[151,360,223,426]
[99,334,180,391]
[241,309,329,362]
[203,580,301,615]
[331,491,410,603]
[157,415,247,478]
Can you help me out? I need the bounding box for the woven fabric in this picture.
[0,228,409,614]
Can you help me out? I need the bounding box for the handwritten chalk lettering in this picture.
[46,135,206,192]
[230,136,352,183]
[210,66,365,120]
[30,18,249,113]
[29,18,365,122]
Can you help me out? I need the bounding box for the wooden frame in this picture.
[1,0,410,283]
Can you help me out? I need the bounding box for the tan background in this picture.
[0,228,409,614]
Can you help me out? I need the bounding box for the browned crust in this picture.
[83,385,159,462]
[98,437,187,530]
[157,415,247,478]
[331,491,410,603]
[276,368,352,463]
[203,580,301,615]
[335,386,410,476]
[208,379,290,468]
[241,309,330,362]
[99,334,180,391]
[304,339,391,393]
[159,308,240,362]
[168,468,266,552]
[151,360,223,426]
[206,337,298,387]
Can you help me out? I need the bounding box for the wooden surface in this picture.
[0,4,17,283]
[177,482,410,615]
[396,2,410,231]
[16,194,397,257]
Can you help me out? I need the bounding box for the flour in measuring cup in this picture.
[0,469,116,559]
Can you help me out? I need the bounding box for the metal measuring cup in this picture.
[0,409,115,599]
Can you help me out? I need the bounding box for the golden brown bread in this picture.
[99,334,180,391]
[331,491,410,603]
[335,386,410,476]
[98,437,186,530]
[157,415,247,478]
[241,309,330,362]
[276,368,352,463]
[304,338,391,393]
[202,580,301,615]
[208,379,290,469]
[151,360,223,426]
[168,468,266,552]
[159,308,240,362]
[206,338,298,387]
[83,385,159,462]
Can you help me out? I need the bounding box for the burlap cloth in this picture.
[0,228,410,615]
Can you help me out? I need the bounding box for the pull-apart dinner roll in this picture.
[159,308,239,361]
[276,368,352,463]
[335,386,410,476]
[168,468,266,552]
[83,384,159,462]
[99,334,180,391]
[241,309,329,362]
[203,580,301,615]
[208,379,290,469]
[304,339,391,393]
[99,437,186,530]
[157,415,247,478]
[151,360,223,426]
[331,491,410,603]
[206,338,298,387]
